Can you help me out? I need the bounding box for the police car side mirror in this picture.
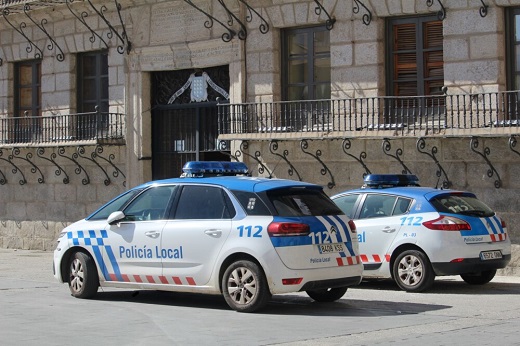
[107,211,126,225]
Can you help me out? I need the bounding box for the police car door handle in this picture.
[145,231,161,239]
[382,227,396,233]
[205,229,222,238]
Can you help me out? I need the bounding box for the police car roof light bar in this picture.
[363,174,420,188]
[182,161,249,177]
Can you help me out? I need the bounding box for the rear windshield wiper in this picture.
[457,210,493,217]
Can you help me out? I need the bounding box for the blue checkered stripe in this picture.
[67,230,122,281]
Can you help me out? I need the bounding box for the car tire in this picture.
[392,250,435,292]
[306,287,348,302]
[68,251,99,299]
[221,260,271,313]
[460,269,497,285]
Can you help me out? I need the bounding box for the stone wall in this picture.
[0,145,126,250]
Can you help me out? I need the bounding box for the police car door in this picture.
[101,186,175,283]
[161,185,233,286]
[354,194,410,275]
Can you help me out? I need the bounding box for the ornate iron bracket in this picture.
[66,0,109,50]
[240,141,273,177]
[11,148,44,184]
[77,146,110,186]
[416,138,451,189]
[314,0,336,30]
[353,0,372,26]
[269,140,302,181]
[300,139,335,189]
[342,138,371,177]
[86,0,131,54]
[382,138,413,175]
[0,56,3,67]
[93,145,126,187]
[183,0,236,42]
[2,8,43,60]
[0,166,6,184]
[37,147,70,184]
[427,0,446,20]
[217,0,247,40]
[509,135,520,157]
[23,4,64,62]
[470,137,501,188]
[479,0,489,17]
[0,148,26,185]
[218,140,241,162]
[238,0,269,34]
[58,147,90,185]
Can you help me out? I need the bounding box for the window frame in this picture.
[506,7,520,91]
[77,50,109,113]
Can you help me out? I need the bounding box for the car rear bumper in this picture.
[431,254,511,276]
[299,275,362,291]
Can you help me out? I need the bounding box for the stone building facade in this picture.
[0,0,519,273]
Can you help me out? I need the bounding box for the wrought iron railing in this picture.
[218,90,520,136]
[0,110,125,145]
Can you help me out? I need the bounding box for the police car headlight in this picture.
[57,231,66,239]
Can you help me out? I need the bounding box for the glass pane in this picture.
[288,86,307,100]
[82,55,97,76]
[314,57,331,82]
[314,30,330,54]
[19,65,33,85]
[288,59,307,84]
[82,79,97,100]
[516,15,520,42]
[516,45,520,71]
[101,76,109,99]
[288,32,307,55]
[19,88,32,107]
[315,83,331,99]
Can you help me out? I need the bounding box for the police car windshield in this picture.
[430,194,495,217]
[267,188,343,217]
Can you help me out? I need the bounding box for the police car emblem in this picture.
[330,225,337,234]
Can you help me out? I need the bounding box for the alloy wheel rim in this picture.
[227,267,257,305]
[397,254,423,286]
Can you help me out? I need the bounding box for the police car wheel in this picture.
[460,269,496,285]
[306,287,348,302]
[221,260,271,313]
[392,250,435,292]
[68,252,99,299]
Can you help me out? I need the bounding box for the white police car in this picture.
[53,161,362,312]
[331,174,511,292]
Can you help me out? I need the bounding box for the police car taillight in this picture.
[501,219,507,228]
[422,216,471,231]
[267,222,310,236]
[348,219,357,234]
[181,161,249,177]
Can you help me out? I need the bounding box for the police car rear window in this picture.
[430,194,495,217]
[267,188,343,217]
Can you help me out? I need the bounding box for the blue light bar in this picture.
[363,174,420,188]
[181,161,249,177]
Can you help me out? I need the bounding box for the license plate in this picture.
[480,250,502,260]
[318,243,344,254]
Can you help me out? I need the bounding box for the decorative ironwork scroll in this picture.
[11,148,44,184]
[353,0,372,26]
[240,141,273,178]
[2,8,43,60]
[93,145,126,187]
[479,0,489,17]
[0,148,26,185]
[382,138,413,174]
[426,0,446,20]
[470,137,501,188]
[218,140,241,162]
[183,0,236,42]
[300,139,335,189]
[238,0,269,34]
[416,138,451,189]
[37,147,70,184]
[217,0,247,40]
[86,0,131,54]
[66,0,109,49]
[313,0,336,30]
[58,147,90,185]
[269,140,302,181]
[509,135,520,157]
[77,146,110,186]
[0,167,6,185]
[23,4,64,62]
[342,138,371,177]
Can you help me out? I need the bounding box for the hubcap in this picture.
[397,254,423,286]
[70,258,85,292]
[227,267,257,305]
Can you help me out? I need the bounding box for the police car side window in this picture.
[392,197,412,216]
[333,194,360,219]
[359,195,398,219]
[174,185,235,219]
[87,189,142,221]
[124,186,176,221]
[231,190,271,216]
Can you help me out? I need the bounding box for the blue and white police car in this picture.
[53,161,362,312]
[331,174,511,292]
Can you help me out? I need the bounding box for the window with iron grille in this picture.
[282,26,331,101]
[77,50,109,139]
[387,16,444,97]
[13,59,41,142]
